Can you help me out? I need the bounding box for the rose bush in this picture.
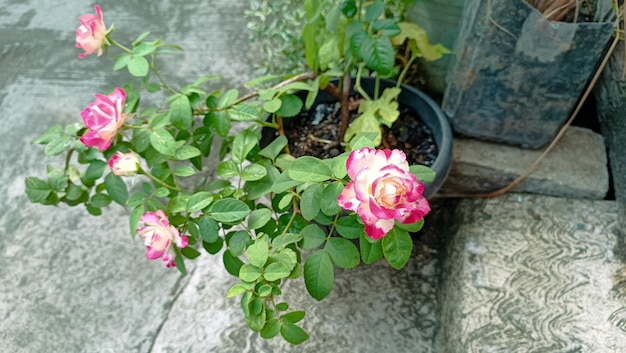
[25,1,444,345]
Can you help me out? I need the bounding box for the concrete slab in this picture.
[0,1,254,352]
[437,194,626,352]
[443,127,609,199]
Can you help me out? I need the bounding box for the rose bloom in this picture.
[338,147,431,240]
[76,4,109,59]
[80,88,127,151]
[108,152,139,176]
[136,210,189,268]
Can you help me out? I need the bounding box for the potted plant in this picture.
[441,0,616,148]
[24,0,451,344]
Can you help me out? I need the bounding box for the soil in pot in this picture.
[281,95,439,167]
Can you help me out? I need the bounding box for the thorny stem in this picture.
[64,148,75,174]
[337,73,353,141]
[230,72,317,107]
[108,37,133,54]
[139,168,182,192]
[280,198,300,237]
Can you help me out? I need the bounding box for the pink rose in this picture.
[108,152,139,176]
[136,210,189,268]
[76,5,109,59]
[338,147,430,240]
[80,88,127,151]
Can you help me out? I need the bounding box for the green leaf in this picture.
[395,219,425,233]
[264,262,292,282]
[32,124,63,144]
[325,237,360,269]
[228,103,259,122]
[127,56,150,77]
[271,171,302,194]
[24,177,51,203]
[246,238,269,268]
[248,209,272,230]
[280,323,309,345]
[276,94,303,118]
[45,135,72,155]
[263,98,282,113]
[83,160,107,186]
[203,238,224,254]
[130,204,144,239]
[300,224,326,250]
[170,95,193,130]
[300,184,323,221]
[132,31,151,46]
[229,230,250,257]
[132,129,152,153]
[361,36,395,76]
[216,163,240,183]
[181,246,201,259]
[372,19,401,37]
[218,88,239,108]
[304,250,334,301]
[272,233,302,250]
[288,156,332,182]
[198,216,220,243]
[150,129,177,157]
[410,165,436,183]
[231,129,260,164]
[174,145,201,161]
[349,133,378,150]
[261,319,281,339]
[392,22,450,62]
[336,215,364,239]
[113,54,132,71]
[104,173,128,206]
[330,153,349,179]
[365,0,385,23]
[382,228,413,270]
[320,182,343,216]
[175,253,187,275]
[186,191,213,213]
[239,264,262,282]
[206,112,231,137]
[259,135,288,160]
[226,284,248,298]
[281,311,305,324]
[133,42,157,57]
[90,193,112,208]
[223,251,244,276]
[241,163,267,181]
[360,232,384,264]
[173,165,196,177]
[210,199,251,223]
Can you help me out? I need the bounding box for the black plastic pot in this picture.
[262,77,453,198]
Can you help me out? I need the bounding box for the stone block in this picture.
[436,194,626,352]
[443,127,609,199]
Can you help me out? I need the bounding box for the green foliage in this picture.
[26,0,438,345]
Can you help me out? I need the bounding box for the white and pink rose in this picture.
[108,152,139,176]
[338,147,430,240]
[80,88,127,151]
[136,210,188,268]
[75,4,109,59]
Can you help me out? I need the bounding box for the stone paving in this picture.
[1,1,625,353]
